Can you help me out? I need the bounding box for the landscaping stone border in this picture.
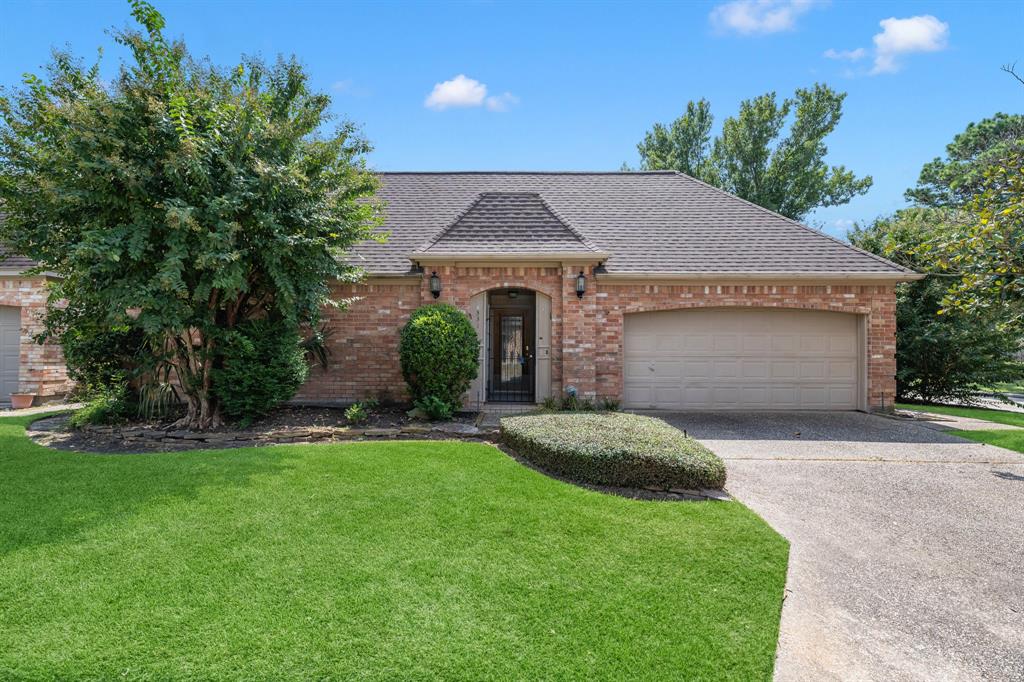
[26,414,497,453]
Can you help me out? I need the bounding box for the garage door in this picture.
[623,308,861,410]
[0,306,20,405]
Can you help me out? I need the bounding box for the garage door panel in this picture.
[624,308,860,411]
[829,360,856,380]
[1,306,21,404]
[713,334,739,352]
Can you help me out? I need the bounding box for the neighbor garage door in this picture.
[623,308,861,410]
[0,306,20,405]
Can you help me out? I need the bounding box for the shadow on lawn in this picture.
[0,415,293,556]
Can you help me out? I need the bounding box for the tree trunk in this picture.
[169,329,223,430]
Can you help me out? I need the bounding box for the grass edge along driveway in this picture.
[897,402,1024,455]
[0,413,788,681]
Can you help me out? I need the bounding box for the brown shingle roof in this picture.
[0,245,36,270]
[350,171,913,277]
[415,192,601,256]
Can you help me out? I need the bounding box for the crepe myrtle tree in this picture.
[0,0,382,428]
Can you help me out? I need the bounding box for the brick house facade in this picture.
[0,275,70,404]
[297,266,899,411]
[0,171,914,411]
[296,172,916,413]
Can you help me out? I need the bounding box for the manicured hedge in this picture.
[399,304,479,412]
[500,412,726,490]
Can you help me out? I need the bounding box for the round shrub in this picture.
[500,412,726,490]
[399,303,479,412]
[212,319,309,424]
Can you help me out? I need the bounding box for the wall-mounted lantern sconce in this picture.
[575,271,586,299]
[429,271,442,299]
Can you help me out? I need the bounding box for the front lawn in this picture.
[897,403,1024,455]
[0,414,787,680]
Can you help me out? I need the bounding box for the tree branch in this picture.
[1002,62,1024,87]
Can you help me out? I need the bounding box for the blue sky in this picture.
[2,0,1022,238]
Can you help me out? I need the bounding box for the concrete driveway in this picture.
[657,411,1024,682]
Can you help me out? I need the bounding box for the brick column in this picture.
[867,287,898,411]
[560,264,598,398]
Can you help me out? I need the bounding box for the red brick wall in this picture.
[298,267,898,412]
[296,280,424,403]
[0,276,70,400]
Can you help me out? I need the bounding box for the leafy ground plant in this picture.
[0,414,786,680]
[501,412,727,490]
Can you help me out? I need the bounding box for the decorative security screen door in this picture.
[488,311,535,402]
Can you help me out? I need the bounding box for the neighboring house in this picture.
[0,247,69,406]
[298,171,919,412]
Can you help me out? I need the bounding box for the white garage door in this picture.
[0,306,20,405]
[624,308,861,411]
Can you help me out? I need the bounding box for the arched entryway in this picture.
[467,288,552,407]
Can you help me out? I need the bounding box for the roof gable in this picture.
[415,192,601,256]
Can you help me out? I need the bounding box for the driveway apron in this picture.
[655,411,1024,682]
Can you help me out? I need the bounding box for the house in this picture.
[0,247,69,406]
[296,171,919,412]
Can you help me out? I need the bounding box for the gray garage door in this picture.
[0,306,20,405]
[623,308,861,411]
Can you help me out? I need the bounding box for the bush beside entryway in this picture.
[500,412,726,491]
[399,304,479,418]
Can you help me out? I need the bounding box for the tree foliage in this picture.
[636,84,872,220]
[905,113,1024,208]
[850,211,1024,403]
[0,1,381,428]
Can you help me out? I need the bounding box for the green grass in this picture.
[897,402,1024,455]
[0,414,788,680]
[978,380,1024,393]
[896,402,1024,428]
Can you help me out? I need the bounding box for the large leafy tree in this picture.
[921,151,1024,325]
[0,1,381,428]
[905,113,1024,208]
[850,209,1023,403]
[635,84,872,220]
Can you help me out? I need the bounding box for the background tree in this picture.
[0,0,381,428]
[904,113,1024,208]
[850,209,1023,403]
[920,151,1024,326]
[635,84,872,220]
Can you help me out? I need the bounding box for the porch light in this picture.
[429,271,442,299]
[575,271,586,299]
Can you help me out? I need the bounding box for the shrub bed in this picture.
[500,412,726,490]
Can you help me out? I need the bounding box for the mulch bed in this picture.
[26,405,485,454]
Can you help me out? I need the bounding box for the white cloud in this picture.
[823,47,866,61]
[709,0,819,35]
[485,92,519,112]
[871,15,949,74]
[424,74,517,112]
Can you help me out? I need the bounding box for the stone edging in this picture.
[29,416,496,452]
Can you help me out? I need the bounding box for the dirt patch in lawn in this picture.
[26,405,484,454]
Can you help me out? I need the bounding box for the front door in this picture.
[488,308,535,402]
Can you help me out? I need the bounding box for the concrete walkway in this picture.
[657,411,1024,682]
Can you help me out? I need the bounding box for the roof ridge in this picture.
[666,171,916,275]
[533,194,601,253]
[414,192,486,252]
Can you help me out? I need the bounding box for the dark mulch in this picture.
[26,405,480,454]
